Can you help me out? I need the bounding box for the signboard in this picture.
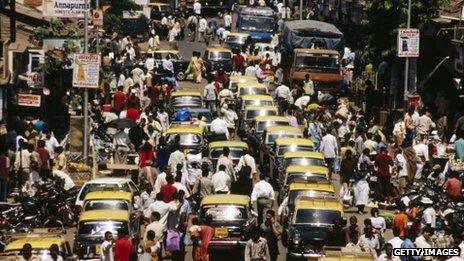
[92,9,103,27]
[43,0,90,18]
[26,72,44,88]
[18,94,41,107]
[72,54,101,88]
[397,29,420,57]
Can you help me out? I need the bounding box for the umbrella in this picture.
[106,118,136,130]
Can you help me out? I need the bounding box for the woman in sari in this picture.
[194,215,214,261]
[192,53,204,83]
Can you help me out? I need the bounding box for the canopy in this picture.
[281,20,344,53]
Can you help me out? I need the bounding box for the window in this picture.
[28,52,44,73]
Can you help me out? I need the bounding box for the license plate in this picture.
[215,227,228,238]
[95,245,101,255]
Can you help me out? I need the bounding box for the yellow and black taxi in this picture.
[203,45,233,77]
[240,105,278,131]
[279,180,335,215]
[236,82,269,97]
[209,141,249,169]
[224,32,251,50]
[1,230,73,260]
[281,165,330,188]
[261,126,303,163]
[269,138,315,181]
[75,210,137,260]
[229,75,258,92]
[166,124,204,154]
[251,115,290,136]
[169,91,203,112]
[239,94,275,111]
[83,191,138,214]
[318,247,374,261]
[147,49,190,80]
[200,194,256,249]
[285,197,344,259]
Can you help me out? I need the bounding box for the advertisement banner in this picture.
[397,28,420,58]
[18,94,41,107]
[43,0,90,18]
[72,54,101,88]
[92,9,104,27]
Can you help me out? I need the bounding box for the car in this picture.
[236,82,268,97]
[209,141,249,169]
[269,138,315,181]
[165,124,204,154]
[228,75,258,92]
[171,108,213,130]
[169,91,203,113]
[241,105,278,128]
[75,210,138,260]
[239,94,274,111]
[148,49,190,81]
[199,194,256,249]
[279,180,335,215]
[82,191,139,215]
[260,126,303,164]
[76,178,140,207]
[281,165,330,190]
[251,115,290,136]
[285,197,344,259]
[224,32,251,50]
[318,247,375,260]
[149,2,173,20]
[1,231,73,260]
[203,45,233,78]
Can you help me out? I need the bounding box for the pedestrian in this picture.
[377,243,400,261]
[145,192,179,226]
[340,149,357,185]
[140,230,161,261]
[48,244,63,261]
[193,215,214,261]
[160,174,178,203]
[193,0,201,15]
[19,243,38,261]
[443,171,462,201]
[191,163,214,206]
[224,12,232,31]
[192,52,204,83]
[320,128,339,179]
[221,104,238,138]
[353,164,370,214]
[244,228,270,261]
[203,79,217,113]
[211,164,231,194]
[235,151,256,193]
[198,16,208,42]
[414,227,433,260]
[168,145,186,174]
[421,198,437,229]
[259,210,281,261]
[144,212,164,242]
[251,173,275,225]
[374,146,393,202]
[101,231,114,261]
[210,113,229,140]
[358,223,380,258]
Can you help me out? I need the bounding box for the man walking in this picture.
[260,210,282,261]
[251,173,275,225]
[203,79,217,113]
[319,128,338,179]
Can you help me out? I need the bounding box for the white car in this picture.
[75,178,140,207]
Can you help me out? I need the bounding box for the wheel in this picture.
[176,71,186,81]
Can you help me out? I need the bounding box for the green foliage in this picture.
[99,0,140,33]
[362,0,448,65]
[33,18,83,43]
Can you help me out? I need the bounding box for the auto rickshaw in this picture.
[209,141,249,169]
[199,194,256,249]
[228,75,258,92]
[1,230,73,260]
[204,45,233,78]
[318,247,375,261]
[240,105,278,131]
[281,165,330,189]
[165,125,204,154]
[75,210,138,260]
[236,82,269,97]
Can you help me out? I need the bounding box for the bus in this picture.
[236,7,276,43]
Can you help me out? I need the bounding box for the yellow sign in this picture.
[72,54,101,88]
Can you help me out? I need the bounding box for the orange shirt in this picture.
[393,212,408,237]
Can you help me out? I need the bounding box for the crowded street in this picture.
[1,0,464,260]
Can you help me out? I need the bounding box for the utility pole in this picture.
[96,0,100,54]
[403,0,411,109]
[299,0,302,20]
[83,0,89,160]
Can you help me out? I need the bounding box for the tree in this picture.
[98,0,140,33]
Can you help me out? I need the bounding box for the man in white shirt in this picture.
[43,130,59,159]
[210,115,230,139]
[414,135,430,180]
[154,166,170,194]
[162,56,174,74]
[363,133,378,156]
[221,104,238,138]
[193,0,201,15]
[100,231,114,261]
[198,17,208,42]
[388,227,404,251]
[53,170,75,191]
[251,173,275,224]
[415,227,433,260]
[145,192,179,226]
[224,12,232,30]
[421,202,437,229]
[273,84,291,101]
[244,63,258,77]
[145,54,155,72]
[235,153,257,180]
[203,79,217,113]
[211,165,232,193]
[144,211,165,242]
[376,243,400,261]
[319,128,339,179]
[417,109,435,135]
[168,147,186,173]
[157,108,169,132]
[113,129,131,164]
[216,147,235,178]
[394,148,408,194]
[140,183,156,210]
[125,44,136,61]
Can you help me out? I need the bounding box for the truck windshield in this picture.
[295,53,339,72]
[239,16,274,32]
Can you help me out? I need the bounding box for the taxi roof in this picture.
[5,236,64,251]
[84,191,132,202]
[283,151,324,159]
[289,182,335,192]
[230,75,258,82]
[171,91,202,97]
[286,165,329,174]
[209,141,248,149]
[227,32,250,37]
[254,115,289,122]
[295,198,343,211]
[275,137,314,146]
[79,210,130,222]
[241,94,273,101]
[265,126,302,134]
[166,125,203,135]
[206,45,232,52]
[201,194,250,206]
[245,105,278,111]
[237,82,267,89]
